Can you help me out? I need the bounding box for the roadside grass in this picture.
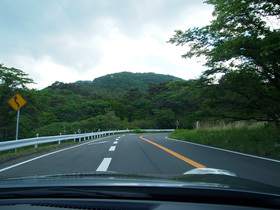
[170,124,280,160]
[0,140,77,164]
[197,120,266,131]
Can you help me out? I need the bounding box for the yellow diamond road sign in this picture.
[8,93,26,111]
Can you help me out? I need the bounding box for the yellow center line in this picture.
[140,135,206,168]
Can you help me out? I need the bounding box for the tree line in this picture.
[0,66,201,140]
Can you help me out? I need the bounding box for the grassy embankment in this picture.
[169,122,280,160]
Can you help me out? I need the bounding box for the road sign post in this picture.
[8,94,27,153]
[16,109,20,140]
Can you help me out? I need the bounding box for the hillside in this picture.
[76,72,183,92]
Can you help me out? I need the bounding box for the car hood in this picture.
[0,168,280,196]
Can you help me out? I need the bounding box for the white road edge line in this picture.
[96,158,112,171]
[109,146,116,151]
[165,136,280,163]
[0,136,112,173]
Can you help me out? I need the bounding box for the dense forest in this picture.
[1,0,279,141]
[0,69,192,140]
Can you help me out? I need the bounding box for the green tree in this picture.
[0,64,34,104]
[110,101,127,120]
[0,64,34,140]
[134,98,152,120]
[168,0,280,127]
[153,108,175,129]
[123,87,142,102]
[147,81,169,99]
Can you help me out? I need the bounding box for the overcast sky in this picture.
[0,0,214,89]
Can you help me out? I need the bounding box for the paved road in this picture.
[0,133,280,187]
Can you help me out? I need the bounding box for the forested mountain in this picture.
[1,68,193,140]
[47,72,183,100]
[51,72,182,94]
[88,72,183,92]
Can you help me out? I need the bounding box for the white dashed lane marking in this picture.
[96,135,125,172]
[96,158,112,171]
[109,146,116,151]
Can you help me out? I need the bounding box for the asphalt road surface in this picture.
[0,133,279,187]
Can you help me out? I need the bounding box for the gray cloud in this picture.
[0,0,213,88]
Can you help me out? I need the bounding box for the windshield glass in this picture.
[0,0,280,198]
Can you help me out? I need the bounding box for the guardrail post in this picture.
[35,134,39,148]
[59,133,62,144]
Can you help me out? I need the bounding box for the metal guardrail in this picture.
[0,130,129,152]
[0,129,174,152]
